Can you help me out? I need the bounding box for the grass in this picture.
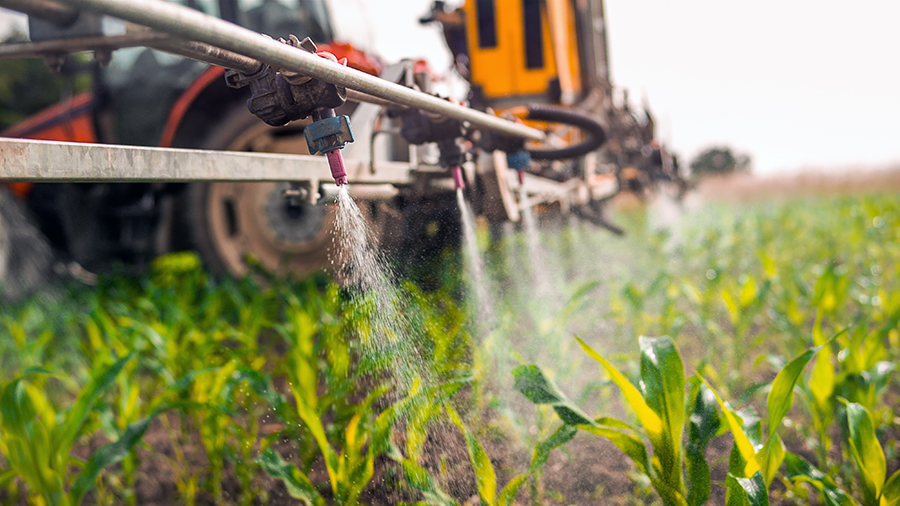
[0,189,898,505]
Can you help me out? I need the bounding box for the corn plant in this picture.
[513,334,835,505]
[784,401,900,506]
[702,331,839,505]
[247,294,403,505]
[375,390,576,506]
[0,355,158,506]
[513,336,735,506]
[796,315,897,472]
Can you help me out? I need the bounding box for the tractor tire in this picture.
[0,187,54,302]
[187,107,336,278]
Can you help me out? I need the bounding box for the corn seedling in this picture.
[513,333,836,505]
[785,401,900,506]
[0,354,159,506]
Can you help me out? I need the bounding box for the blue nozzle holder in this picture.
[506,151,532,171]
[305,115,354,154]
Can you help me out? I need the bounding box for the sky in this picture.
[3,1,899,175]
[338,0,900,175]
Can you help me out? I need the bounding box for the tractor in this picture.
[0,0,681,290]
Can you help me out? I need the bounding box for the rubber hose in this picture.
[525,103,607,160]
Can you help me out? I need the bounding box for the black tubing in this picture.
[525,103,607,160]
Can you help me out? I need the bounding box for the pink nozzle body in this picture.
[517,169,525,186]
[326,150,348,186]
[451,166,465,190]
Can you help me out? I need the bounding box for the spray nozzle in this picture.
[451,166,465,190]
[305,109,354,186]
[326,150,349,186]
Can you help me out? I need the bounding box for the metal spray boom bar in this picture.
[49,0,546,142]
[0,137,415,183]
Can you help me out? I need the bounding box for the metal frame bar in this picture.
[0,31,171,60]
[0,0,78,26]
[0,137,415,183]
[47,0,545,142]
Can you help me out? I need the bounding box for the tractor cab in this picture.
[100,0,336,146]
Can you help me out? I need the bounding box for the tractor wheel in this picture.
[0,187,54,301]
[187,107,336,278]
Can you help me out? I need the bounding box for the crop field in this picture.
[1,183,899,506]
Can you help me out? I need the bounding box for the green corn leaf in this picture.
[722,289,740,325]
[512,365,593,425]
[497,474,529,506]
[728,409,762,479]
[257,448,326,506]
[756,433,785,487]
[56,353,134,460]
[529,424,578,472]
[394,452,459,506]
[686,384,720,506]
[232,368,297,427]
[638,336,685,488]
[284,353,338,493]
[766,341,828,440]
[447,403,496,505]
[0,469,16,488]
[739,277,758,308]
[69,414,154,506]
[699,377,760,478]
[594,416,636,431]
[0,379,54,497]
[576,337,663,437]
[737,408,763,450]
[1,379,37,440]
[725,471,769,506]
[882,469,900,506]
[783,452,856,506]
[808,313,834,403]
[844,402,885,505]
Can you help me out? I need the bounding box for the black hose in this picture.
[525,104,607,161]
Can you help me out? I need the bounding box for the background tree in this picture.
[689,146,752,177]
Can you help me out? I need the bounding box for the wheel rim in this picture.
[200,120,337,277]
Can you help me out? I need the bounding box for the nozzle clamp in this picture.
[506,151,532,171]
[304,115,354,154]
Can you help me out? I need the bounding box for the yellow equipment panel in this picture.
[464,0,582,105]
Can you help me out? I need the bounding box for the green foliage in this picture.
[0,355,158,505]
[688,146,751,176]
[445,402,576,506]
[785,402,900,506]
[514,334,837,505]
[1,191,899,504]
[514,337,712,505]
